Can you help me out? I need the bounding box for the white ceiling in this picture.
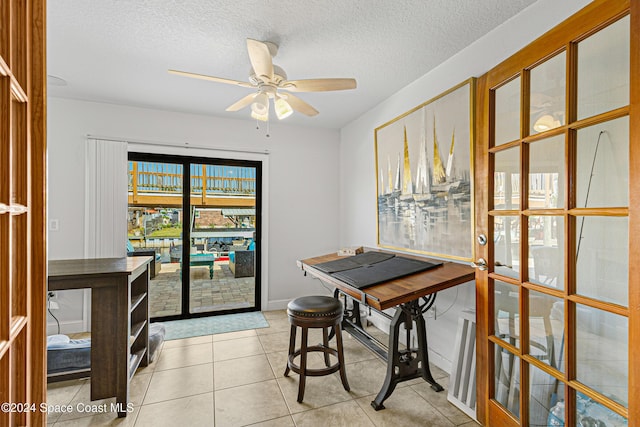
[47,0,537,129]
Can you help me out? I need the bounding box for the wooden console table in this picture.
[298,248,474,410]
[48,257,152,417]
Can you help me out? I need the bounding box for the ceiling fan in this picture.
[169,38,357,121]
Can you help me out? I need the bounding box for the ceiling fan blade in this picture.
[246,39,274,82]
[280,78,357,92]
[282,93,319,116]
[168,69,254,88]
[226,93,257,112]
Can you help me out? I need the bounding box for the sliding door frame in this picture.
[128,151,262,320]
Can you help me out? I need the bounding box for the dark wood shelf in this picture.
[129,348,147,378]
[130,292,147,313]
[48,256,152,416]
[130,320,147,346]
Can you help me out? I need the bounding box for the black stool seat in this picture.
[284,295,350,402]
[287,295,343,319]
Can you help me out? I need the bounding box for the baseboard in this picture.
[47,320,86,335]
[265,299,291,311]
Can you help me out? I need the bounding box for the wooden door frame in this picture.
[29,0,48,425]
[475,0,637,425]
[0,1,46,426]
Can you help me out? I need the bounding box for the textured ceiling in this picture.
[47,0,537,129]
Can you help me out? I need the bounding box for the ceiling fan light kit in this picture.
[251,92,269,116]
[169,38,357,126]
[274,96,293,120]
[251,109,269,122]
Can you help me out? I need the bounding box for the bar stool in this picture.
[284,295,350,402]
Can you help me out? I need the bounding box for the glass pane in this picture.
[530,364,564,427]
[576,392,628,426]
[576,117,629,208]
[576,216,628,306]
[495,77,521,146]
[189,164,256,314]
[529,290,563,371]
[495,280,520,347]
[494,216,520,279]
[530,52,566,135]
[528,135,564,209]
[128,161,184,318]
[494,147,520,210]
[494,343,520,419]
[576,304,628,408]
[528,216,564,290]
[577,16,630,120]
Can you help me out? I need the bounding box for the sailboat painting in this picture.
[374,79,475,261]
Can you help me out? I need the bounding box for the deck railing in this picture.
[128,162,256,196]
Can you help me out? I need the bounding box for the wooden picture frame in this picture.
[375,78,475,261]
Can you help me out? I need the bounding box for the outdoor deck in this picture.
[149,261,255,318]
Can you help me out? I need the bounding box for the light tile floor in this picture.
[46,310,479,426]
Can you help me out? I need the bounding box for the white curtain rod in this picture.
[85,134,269,155]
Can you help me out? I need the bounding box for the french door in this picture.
[0,1,47,426]
[475,1,638,426]
[128,153,261,320]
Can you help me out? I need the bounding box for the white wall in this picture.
[338,0,592,372]
[47,97,340,332]
[47,0,594,370]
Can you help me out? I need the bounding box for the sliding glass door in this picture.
[128,153,261,320]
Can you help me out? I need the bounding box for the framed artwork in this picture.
[375,78,475,262]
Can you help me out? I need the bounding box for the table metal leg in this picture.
[371,298,443,410]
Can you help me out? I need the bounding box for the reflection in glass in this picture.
[495,77,521,146]
[530,52,566,135]
[189,164,257,314]
[575,392,629,426]
[494,343,520,419]
[576,216,628,306]
[494,280,520,347]
[528,136,564,209]
[529,364,564,426]
[576,304,628,408]
[127,161,184,318]
[494,147,520,210]
[577,16,630,120]
[494,216,520,279]
[529,290,563,371]
[576,117,629,208]
[528,216,564,290]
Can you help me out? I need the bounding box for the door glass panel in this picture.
[530,52,566,135]
[494,216,520,279]
[495,77,521,146]
[494,147,520,210]
[528,216,564,290]
[530,364,564,426]
[529,290,563,370]
[576,216,628,306]
[189,164,256,314]
[577,16,630,120]
[576,117,629,208]
[528,135,564,209]
[495,280,520,347]
[576,304,628,408]
[576,392,629,426]
[494,343,520,419]
[128,161,183,318]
